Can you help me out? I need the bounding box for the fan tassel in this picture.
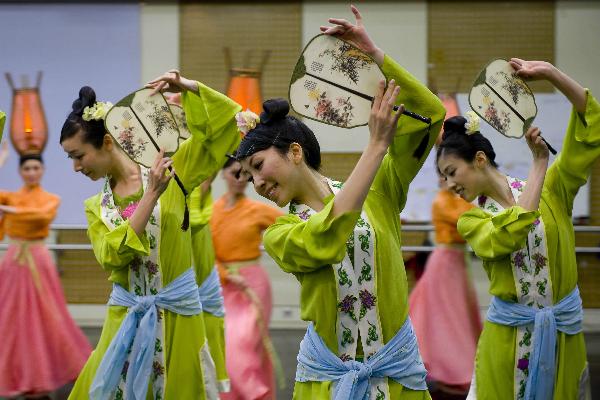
[412,123,432,159]
[171,171,190,231]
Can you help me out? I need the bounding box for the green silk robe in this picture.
[264,55,446,399]
[458,91,599,399]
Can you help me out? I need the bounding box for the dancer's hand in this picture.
[146,69,199,96]
[525,126,549,162]
[146,149,174,198]
[517,126,549,212]
[368,79,403,150]
[320,5,384,66]
[509,58,555,82]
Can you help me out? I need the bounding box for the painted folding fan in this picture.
[469,59,556,154]
[289,34,431,129]
[104,88,191,230]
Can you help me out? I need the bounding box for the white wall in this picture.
[556,1,600,97]
[140,3,180,85]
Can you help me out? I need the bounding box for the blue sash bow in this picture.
[487,286,583,400]
[198,267,225,317]
[296,317,427,399]
[89,268,202,400]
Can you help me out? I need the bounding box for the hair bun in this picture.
[71,86,97,116]
[260,98,289,124]
[442,115,467,140]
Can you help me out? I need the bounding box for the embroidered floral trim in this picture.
[289,178,389,399]
[100,166,167,396]
[477,176,553,400]
[120,201,139,219]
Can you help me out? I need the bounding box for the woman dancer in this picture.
[409,153,481,396]
[60,74,240,399]
[210,157,282,400]
[235,6,446,398]
[0,145,92,398]
[437,59,594,399]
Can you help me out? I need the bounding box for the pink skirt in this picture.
[409,246,482,387]
[220,263,275,400]
[0,241,92,397]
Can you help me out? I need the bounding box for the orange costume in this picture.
[409,189,482,390]
[210,195,282,400]
[0,186,91,396]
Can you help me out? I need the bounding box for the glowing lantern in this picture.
[5,72,48,155]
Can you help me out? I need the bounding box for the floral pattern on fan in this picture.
[116,124,149,161]
[483,96,511,134]
[320,41,373,85]
[148,103,178,137]
[311,90,355,127]
[499,71,532,104]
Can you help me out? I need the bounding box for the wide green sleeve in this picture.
[544,90,600,215]
[370,55,446,211]
[189,186,213,229]
[174,82,242,193]
[264,197,360,274]
[458,206,540,261]
[84,196,150,272]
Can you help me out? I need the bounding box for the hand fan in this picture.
[289,34,431,129]
[105,88,190,230]
[469,59,557,154]
[168,103,192,145]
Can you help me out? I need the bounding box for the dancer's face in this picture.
[61,131,113,181]
[437,153,483,202]
[222,161,248,196]
[239,146,297,207]
[19,159,44,187]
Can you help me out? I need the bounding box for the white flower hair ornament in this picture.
[464,111,480,135]
[235,110,260,136]
[82,101,113,122]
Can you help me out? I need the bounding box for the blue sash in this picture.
[487,286,583,400]
[296,317,427,399]
[90,268,202,400]
[198,267,225,317]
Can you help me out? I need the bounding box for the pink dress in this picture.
[210,196,282,400]
[0,186,92,397]
[409,189,482,388]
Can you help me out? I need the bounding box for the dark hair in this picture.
[436,116,498,169]
[19,153,43,167]
[223,154,238,170]
[235,98,321,170]
[60,86,106,148]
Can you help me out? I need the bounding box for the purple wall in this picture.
[0,3,141,224]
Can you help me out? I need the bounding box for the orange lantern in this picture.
[5,72,48,155]
[435,93,461,146]
[225,48,270,115]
